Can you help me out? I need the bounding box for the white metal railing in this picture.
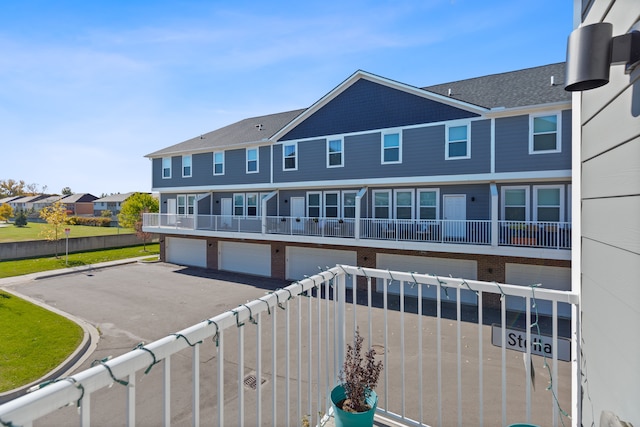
[146,214,570,250]
[499,221,572,250]
[0,265,580,427]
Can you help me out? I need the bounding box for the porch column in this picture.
[490,183,498,247]
[261,190,278,235]
[354,187,367,240]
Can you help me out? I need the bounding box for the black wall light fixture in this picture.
[565,21,640,91]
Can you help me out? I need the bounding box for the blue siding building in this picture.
[144,63,572,309]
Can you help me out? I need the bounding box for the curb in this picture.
[0,257,154,404]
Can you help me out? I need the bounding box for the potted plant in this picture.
[330,328,383,427]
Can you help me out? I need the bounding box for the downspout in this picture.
[490,183,498,247]
[355,187,368,240]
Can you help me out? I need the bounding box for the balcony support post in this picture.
[355,187,367,240]
[490,183,498,247]
[261,190,278,235]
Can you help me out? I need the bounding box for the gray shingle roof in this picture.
[94,192,136,203]
[147,63,569,157]
[146,109,306,158]
[423,63,569,109]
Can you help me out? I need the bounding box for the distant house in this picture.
[61,193,98,215]
[0,196,21,206]
[31,195,64,212]
[8,195,50,213]
[93,193,136,217]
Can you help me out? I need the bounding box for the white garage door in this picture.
[376,253,478,305]
[286,247,357,282]
[219,241,271,277]
[166,237,206,268]
[505,264,571,317]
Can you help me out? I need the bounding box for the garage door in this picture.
[219,241,271,277]
[505,264,571,317]
[286,247,357,282]
[166,237,206,268]
[376,253,478,305]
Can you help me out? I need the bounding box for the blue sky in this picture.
[0,1,574,196]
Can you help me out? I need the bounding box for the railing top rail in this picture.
[337,265,579,305]
[0,267,342,426]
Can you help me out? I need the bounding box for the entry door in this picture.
[221,198,232,228]
[443,195,466,239]
[291,197,305,232]
[167,199,177,225]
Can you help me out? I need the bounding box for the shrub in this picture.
[66,216,112,227]
[14,210,28,227]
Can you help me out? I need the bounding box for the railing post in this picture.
[335,271,346,387]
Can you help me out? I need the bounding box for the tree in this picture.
[0,203,14,222]
[39,201,68,258]
[118,193,159,229]
[14,209,28,227]
[119,193,159,251]
[61,187,73,196]
[0,179,26,197]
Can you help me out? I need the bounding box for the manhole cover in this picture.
[243,374,266,390]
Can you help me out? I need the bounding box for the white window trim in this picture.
[213,151,225,176]
[162,157,172,179]
[381,131,402,164]
[417,188,440,220]
[246,193,259,217]
[445,122,471,160]
[342,191,357,218]
[246,147,259,174]
[533,185,564,222]
[393,189,415,220]
[186,194,196,215]
[306,191,321,218]
[177,194,186,215]
[529,112,562,154]
[283,142,298,171]
[501,185,530,221]
[372,189,391,219]
[323,191,340,218]
[182,155,192,178]
[326,137,344,168]
[233,193,245,217]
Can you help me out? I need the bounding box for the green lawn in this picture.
[0,222,134,243]
[0,244,159,278]
[0,290,84,392]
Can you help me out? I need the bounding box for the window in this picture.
[534,185,563,222]
[343,192,356,218]
[327,138,343,167]
[394,190,413,220]
[283,143,297,170]
[177,194,196,215]
[324,192,339,218]
[246,148,258,173]
[162,157,171,179]
[213,152,224,175]
[381,132,401,164]
[234,193,245,216]
[182,155,192,177]
[187,195,196,215]
[307,192,321,218]
[446,124,470,159]
[246,193,258,217]
[418,189,439,220]
[373,190,391,219]
[502,186,529,221]
[530,114,560,153]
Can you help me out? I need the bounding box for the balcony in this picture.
[143,213,572,251]
[0,265,580,426]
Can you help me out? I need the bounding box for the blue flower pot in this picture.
[330,385,378,427]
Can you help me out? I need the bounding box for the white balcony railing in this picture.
[144,214,571,250]
[0,265,580,427]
